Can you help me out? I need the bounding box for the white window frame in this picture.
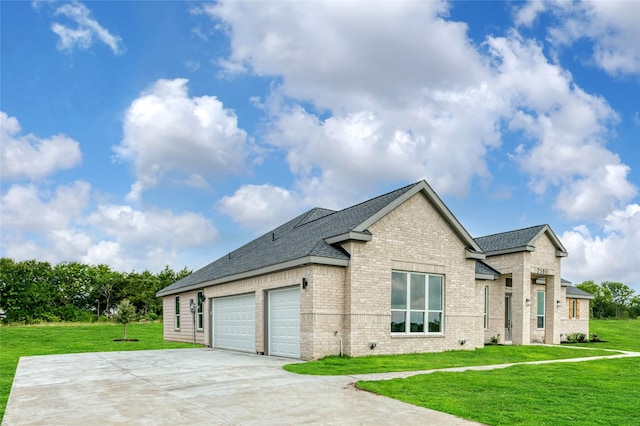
[483,285,489,329]
[391,271,444,335]
[174,296,180,330]
[196,291,204,330]
[536,290,545,329]
[571,298,578,319]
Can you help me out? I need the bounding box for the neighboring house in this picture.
[157,180,592,359]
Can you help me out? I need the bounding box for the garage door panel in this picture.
[269,288,300,358]
[213,294,255,353]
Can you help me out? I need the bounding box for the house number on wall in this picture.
[535,268,549,275]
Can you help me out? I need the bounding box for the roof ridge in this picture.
[475,224,547,239]
[337,182,418,214]
[294,207,337,228]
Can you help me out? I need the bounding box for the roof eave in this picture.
[324,231,372,244]
[156,255,350,297]
[556,250,568,257]
[476,273,499,280]
[485,245,536,256]
[466,250,486,260]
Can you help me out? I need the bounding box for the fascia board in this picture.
[324,231,373,244]
[485,245,536,256]
[476,273,498,280]
[533,225,569,256]
[466,250,486,260]
[156,256,349,297]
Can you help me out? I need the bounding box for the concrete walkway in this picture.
[348,346,640,381]
[4,347,638,426]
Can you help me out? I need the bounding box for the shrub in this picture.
[490,334,501,345]
[566,332,588,343]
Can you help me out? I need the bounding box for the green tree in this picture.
[113,299,137,340]
[577,281,613,319]
[602,281,635,318]
[0,259,56,323]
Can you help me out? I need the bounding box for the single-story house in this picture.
[157,180,593,359]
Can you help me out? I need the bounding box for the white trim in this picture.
[324,231,372,244]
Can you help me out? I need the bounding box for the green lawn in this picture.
[0,322,197,420]
[356,319,640,425]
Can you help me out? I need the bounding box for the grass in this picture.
[355,319,640,425]
[0,321,198,420]
[284,345,615,375]
[357,357,640,425]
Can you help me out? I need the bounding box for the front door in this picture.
[504,294,512,342]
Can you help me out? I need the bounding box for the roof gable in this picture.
[157,180,484,296]
[475,224,567,257]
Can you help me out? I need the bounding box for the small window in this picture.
[174,296,180,330]
[391,271,444,334]
[536,290,545,329]
[570,298,578,319]
[506,278,512,287]
[196,291,204,330]
[483,286,489,329]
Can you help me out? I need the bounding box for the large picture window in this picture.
[196,291,204,330]
[391,271,444,334]
[536,290,545,329]
[174,296,180,330]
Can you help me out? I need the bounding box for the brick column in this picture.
[545,274,561,344]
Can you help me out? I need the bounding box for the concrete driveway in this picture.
[3,348,479,425]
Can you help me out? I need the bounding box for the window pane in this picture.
[391,272,407,309]
[410,311,424,332]
[175,297,180,314]
[537,291,545,315]
[428,312,442,333]
[428,276,443,310]
[537,316,544,329]
[391,311,406,332]
[410,274,426,309]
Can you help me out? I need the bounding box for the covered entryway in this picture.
[212,293,256,353]
[268,287,300,358]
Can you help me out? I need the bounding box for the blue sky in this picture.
[1,1,639,291]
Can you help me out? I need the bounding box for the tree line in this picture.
[1,257,638,324]
[0,258,191,324]
[577,280,640,319]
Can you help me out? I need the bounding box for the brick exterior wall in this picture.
[338,192,479,357]
[558,286,590,339]
[482,231,565,345]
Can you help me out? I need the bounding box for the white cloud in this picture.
[0,179,219,272]
[115,78,249,201]
[515,0,640,76]
[205,2,506,206]
[487,34,636,221]
[0,181,91,231]
[1,112,82,181]
[217,184,301,233]
[562,204,640,292]
[204,1,487,110]
[51,1,124,55]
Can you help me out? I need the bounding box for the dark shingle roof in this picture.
[157,183,418,295]
[475,225,547,253]
[566,286,595,299]
[475,261,501,278]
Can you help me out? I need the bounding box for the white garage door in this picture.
[213,293,255,353]
[269,287,300,358]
